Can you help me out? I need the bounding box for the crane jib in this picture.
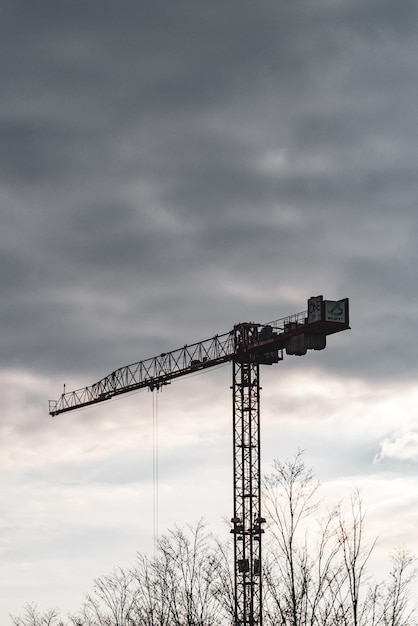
[49,297,349,417]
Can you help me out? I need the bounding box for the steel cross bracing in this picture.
[49,330,235,415]
[232,358,263,626]
[49,314,293,416]
[49,296,350,626]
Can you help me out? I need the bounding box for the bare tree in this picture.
[129,552,172,625]
[11,603,65,626]
[262,450,335,626]
[69,566,141,626]
[379,547,417,626]
[333,488,377,626]
[262,452,418,626]
[210,537,235,624]
[69,520,228,626]
[149,520,227,626]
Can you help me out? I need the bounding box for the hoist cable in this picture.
[152,389,159,559]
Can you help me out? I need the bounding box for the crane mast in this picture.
[49,295,349,626]
[232,357,262,625]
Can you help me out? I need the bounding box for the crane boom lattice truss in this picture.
[49,295,349,626]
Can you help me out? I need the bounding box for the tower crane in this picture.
[49,295,349,626]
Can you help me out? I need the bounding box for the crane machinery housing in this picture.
[49,294,350,626]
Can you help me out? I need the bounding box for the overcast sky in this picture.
[2,0,418,622]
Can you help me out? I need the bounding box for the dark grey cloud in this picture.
[1,0,416,385]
